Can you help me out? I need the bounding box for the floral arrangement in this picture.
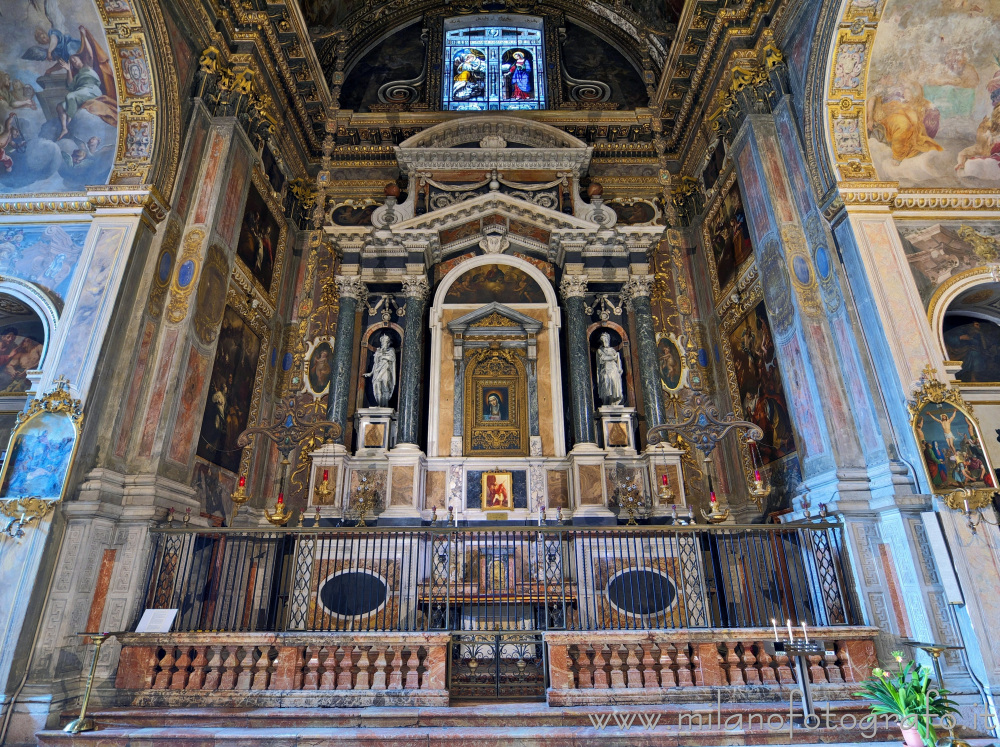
[855,651,959,746]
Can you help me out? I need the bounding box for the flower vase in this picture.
[900,724,925,747]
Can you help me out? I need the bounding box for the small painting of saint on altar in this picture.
[482,471,513,511]
[482,387,509,422]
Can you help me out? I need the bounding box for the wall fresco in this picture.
[897,221,998,306]
[867,0,1000,186]
[0,223,88,301]
[0,0,118,193]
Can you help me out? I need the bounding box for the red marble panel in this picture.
[879,543,911,637]
[193,131,227,225]
[115,644,157,689]
[167,345,211,464]
[175,124,207,219]
[757,131,794,224]
[216,147,250,247]
[84,549,116,639]
[115,320,156,458]
[139,330,178,456]
[737,146,771,240]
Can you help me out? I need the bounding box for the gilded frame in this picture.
[909,367,997,499]
[481,471,514,511]
[463,347,528,457]
[231,167,289,306]
[0,381,83,505]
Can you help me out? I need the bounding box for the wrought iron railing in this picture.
[136,522,862,634]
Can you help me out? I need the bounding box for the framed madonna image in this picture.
[913,400,995,493]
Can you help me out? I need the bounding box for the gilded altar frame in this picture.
[463,347,529,457]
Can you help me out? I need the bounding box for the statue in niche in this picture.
[364,333,397,407]
[595,332,624,407]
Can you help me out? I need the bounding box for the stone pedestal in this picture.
[643,444,686,517]
[380,444,426,525]
[568,444,615,524]
[355,406,396,454]
[307,442,350,521]
[597,405,637,452]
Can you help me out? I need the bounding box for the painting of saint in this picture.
[482,388,508,422]
[915,401,994,491]
[236,183,280,293]
[197,305,261,472]
[727,302,796,464]
[0,411,75,500]
[481,471,513,511]
[330,203,377,227]
[444,264,545,304]
[657,337,683,391]
[609,200,657,225]
[0,325,44,394]
[0,0,118,193]
[502,49,534,101]
[451,48,486,103]
[943,316,1000,383]
[307,340,333,395]
[708,183,753,293]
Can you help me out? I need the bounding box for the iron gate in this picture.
[448,631,547,700]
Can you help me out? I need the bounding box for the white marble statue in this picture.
[595,332,624,406]
[364,333,397,407]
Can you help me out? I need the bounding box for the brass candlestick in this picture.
[63,633,112,734]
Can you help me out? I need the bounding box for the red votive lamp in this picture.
[277,492,284,504]
[239,475,246,488]
[322,469,329,482]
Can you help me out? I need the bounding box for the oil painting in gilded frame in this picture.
[481,471,514,511]
[704,174,753,299]
[304,336,334,398]
[197,304,263,473]
[0,385,82,502]
[235,171,287,299]
[656,334,685,392]
[464,348,528,456]
[913,400,995,493]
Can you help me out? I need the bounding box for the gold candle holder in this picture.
[265,491,292,526]
[313,467,333,504]
[230,474,250,518]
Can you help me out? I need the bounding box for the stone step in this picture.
[35,703,994,746]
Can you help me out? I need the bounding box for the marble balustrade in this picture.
[545,627,879,706]
[113,631,449,707]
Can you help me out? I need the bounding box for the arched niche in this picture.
[928,269,997,369]
[428,253,564,459]
[939,281,1000,384]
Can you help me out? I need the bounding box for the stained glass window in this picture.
[442,16,546,111]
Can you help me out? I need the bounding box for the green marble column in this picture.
[396,275,430,446]
[623,275,665,430]
[327,276,366,443]
[560,274,596,446]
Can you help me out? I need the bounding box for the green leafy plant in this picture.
[854,651,960,746]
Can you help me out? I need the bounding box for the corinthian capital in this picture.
[335,275,368,303]
[401,274,431,302]
[620,275,654,309]
[559,274,588,300]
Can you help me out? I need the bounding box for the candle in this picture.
[277,492,284,504]
[323,469,329,482]
[710,491,717,504]
[239,475,246,488]
[754,469,761,482]
[771,618,778,642]
[787,619,794,641]
[801,622,808,643]
[662,473,669,486]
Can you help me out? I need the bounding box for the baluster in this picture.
[303,646,320,690]
[235,647,255,690]
[403,648,420,689]
[609,645,626,689]
[675,643,693,687]
[690,645,705,687]
[756,643,777,685]
[825,647,844,683]
[219,647,239,690]
[591,645,608,689]
[658,643,676,688]
[625,644,642,688]
[773,646,794,685]
[153,647,174,690]
[576,646,593,689]
[202,645,223,691]
[187,647,208,690]
[741,642,759,685]
[388,646,404,689]
[640,643,657,689]
[356,646,371,690]
[835,642,856,683]
[337,645,354,690]
[170,647,191,690]
[315,647,334,690]
[370,645,388,690]
[144,647,160,689]
[724,642,744,686]
[807,653,827,684]
[252,647,271,690]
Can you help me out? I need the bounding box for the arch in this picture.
[432,253,558,311]
[0,277,59,369]
[398,115,588,150]
[927,268,995,364]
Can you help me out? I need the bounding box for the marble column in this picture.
[560,274,596,447]
[396,275,430,446]
[327,275,366,442]
[622,274,665,431]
